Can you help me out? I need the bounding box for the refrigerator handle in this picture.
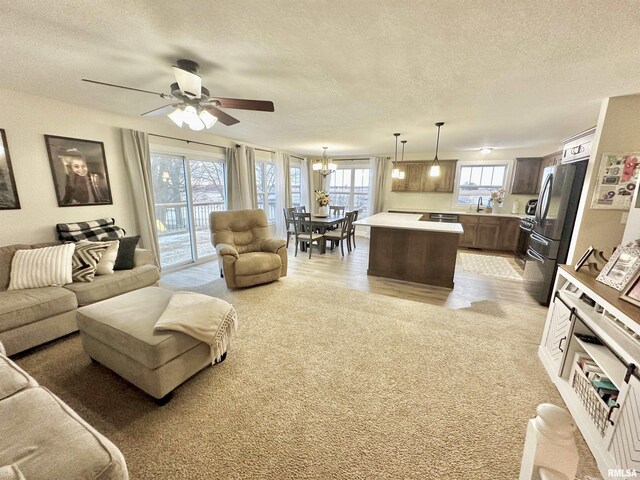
[537,172,553,225]
[529,231,549,246]
[527,247,545,263]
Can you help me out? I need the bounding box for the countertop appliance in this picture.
[523,161,588,305]
[514,216,534,270]
[525,199,538,216]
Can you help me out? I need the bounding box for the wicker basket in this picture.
[570,355,611,437]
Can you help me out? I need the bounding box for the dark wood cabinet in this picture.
[510,157,543,194]
[498,217,520,252]
[457,216,478,247]
[475,217,501,250]
[391,160,458,193]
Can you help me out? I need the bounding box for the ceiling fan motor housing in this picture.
[175,59,199,74]
[170,82,210,102]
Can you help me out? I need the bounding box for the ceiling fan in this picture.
[82,59,274,131]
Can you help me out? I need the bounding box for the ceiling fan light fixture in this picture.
[167,107,184,127]
[199,109,218,129]
[172,66,201,99]
[480,147,493,155]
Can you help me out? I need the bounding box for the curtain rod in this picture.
[235,143,304,160]
[148,133,226,150]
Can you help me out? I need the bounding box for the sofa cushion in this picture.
[77,287,201,370]
[0,355,37,401]
[0,386,128,480]
[0,287,77,333]
[234,252,281,276]
[8,244,76,290]
[114,236,140,270]
[64,264,160,306]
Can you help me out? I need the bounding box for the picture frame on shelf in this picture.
[45,135,113,207]
[574,245,595,271]
[620,270,640,308]
[596,245,640,291]
[0,129,20,210]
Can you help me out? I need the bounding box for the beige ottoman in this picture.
[77,287,221,404]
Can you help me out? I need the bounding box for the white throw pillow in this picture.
[8,243,75,290]
[78,240,119,275]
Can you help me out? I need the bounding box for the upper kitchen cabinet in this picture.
[510,157,543,194]
[423,160,458,192]
[391,160,458,192]
[561,127,595,164]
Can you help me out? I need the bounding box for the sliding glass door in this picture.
[151,152,225,269]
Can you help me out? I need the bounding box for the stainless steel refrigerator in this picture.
[523,161,588,305]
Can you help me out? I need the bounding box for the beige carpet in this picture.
[15,277,599,479]
[457,252,523,280]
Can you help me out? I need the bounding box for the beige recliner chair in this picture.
[209,209,288,288]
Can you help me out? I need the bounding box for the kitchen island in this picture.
[353,212,463,288]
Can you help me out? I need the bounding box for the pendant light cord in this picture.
[434,124,441,161]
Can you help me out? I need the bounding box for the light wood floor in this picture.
[161,237,546,311]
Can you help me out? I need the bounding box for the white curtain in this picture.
[272,150,287,237]
[225,144,257,210]
[368,156,389,215]
[120,129,161,267]
[282,153,292,208]
[301,157,314,212]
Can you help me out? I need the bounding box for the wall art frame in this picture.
[45,135,113,207]
[0,128,20,210]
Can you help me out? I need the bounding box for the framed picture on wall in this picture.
[0,129,20,210]
[45,135,113,207]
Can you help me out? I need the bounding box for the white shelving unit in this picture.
[539,265,640,478]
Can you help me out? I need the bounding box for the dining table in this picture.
[299,214,347,254]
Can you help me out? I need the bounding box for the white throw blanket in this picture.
[154,292,238,364]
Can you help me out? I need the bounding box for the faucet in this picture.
[476,197,484,213]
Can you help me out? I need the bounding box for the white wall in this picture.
[0,88,290,245]
[622,159,640,245]
[569,95,640,262]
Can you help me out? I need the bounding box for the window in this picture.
[456,163,508,205]
[151,151,225,269]
[290,165,301,207]
[255,161,277,221]
[328,165,370,216]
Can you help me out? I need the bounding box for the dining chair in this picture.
[348,208,361,251]
[292,212,324,259]
[323,211,355,256]
[283,207,296,247]
[295,206,306,213]
[329,205,345,216]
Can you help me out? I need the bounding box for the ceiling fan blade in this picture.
[172,66,201,99]
[210,97,274,112]
[82,79,171,99]
[202,105,240,126]
[141,104,180,117]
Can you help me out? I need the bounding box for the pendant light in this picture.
[391,133,401,179]
[400,140,407,180]
[430,121,445,177]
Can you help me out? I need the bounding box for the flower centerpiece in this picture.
[489,188,507,210]
[315,189,330,216]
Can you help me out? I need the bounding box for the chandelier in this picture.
[312,147,337,177]
[167,105,218,131]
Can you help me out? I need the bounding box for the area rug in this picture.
[15,277,598,480]
[457,252,523,280]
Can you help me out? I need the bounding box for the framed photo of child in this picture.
[0,129,20,210]
[45,135,113,207]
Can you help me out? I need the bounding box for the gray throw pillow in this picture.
[114,236,140,270]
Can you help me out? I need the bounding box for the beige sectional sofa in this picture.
[0,340,128,479]
[0,242,160,356]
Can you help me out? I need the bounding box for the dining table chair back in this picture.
[348,208,361,251]
[323,210,355,256]
[292,211,324,259]
[295,206,306,213]
[283,207,296,247]
[329,205,346,216]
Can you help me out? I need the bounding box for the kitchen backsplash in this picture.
[387,192,536,215]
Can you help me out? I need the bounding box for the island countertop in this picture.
[386,208,529,219]
[354,212,464,234]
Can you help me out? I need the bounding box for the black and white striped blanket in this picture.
[56,218,126,242]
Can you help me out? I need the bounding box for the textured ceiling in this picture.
[2,0,640,156]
